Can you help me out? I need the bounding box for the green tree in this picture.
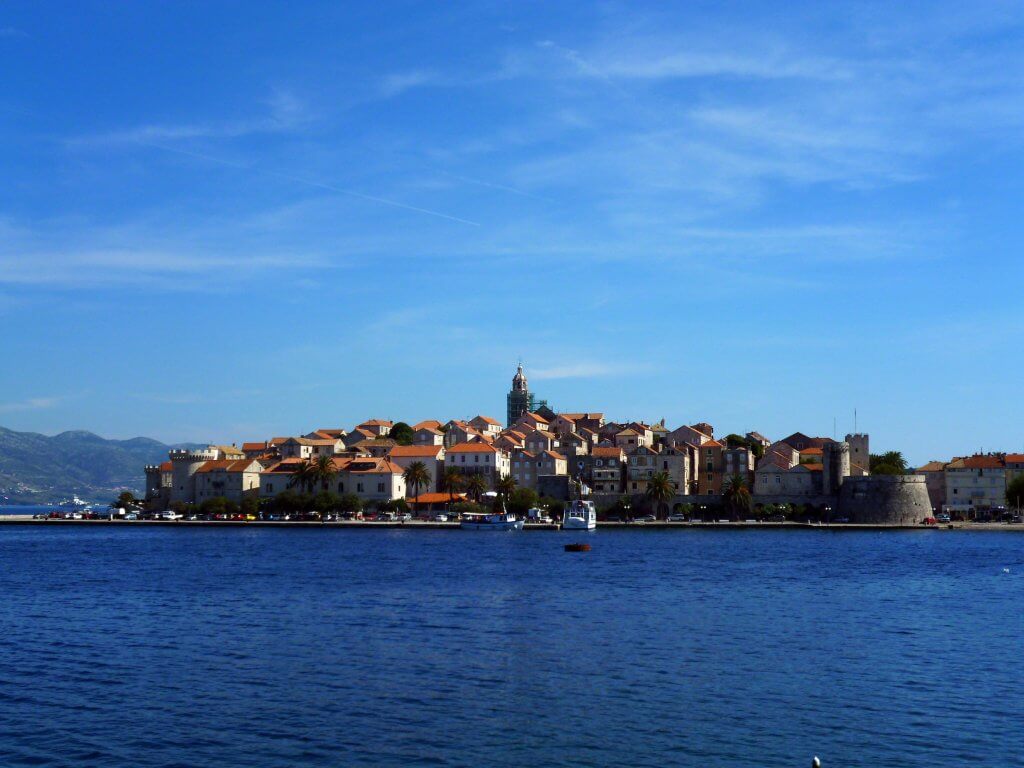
[496,474,516,500]
[223,498,240,517]
[314,491,339,516]
[870,451,908,475]
[241,496,260,518]
[465,473,488,503]
[312,455,338,495]
[289,459,317,494]
[442,467,463,512]
[388,422,415,446]
[336,493,362,514]
[723,473,753,520]
[200,496,227,517]
[645,472,676,520]
[1007,475,1024,510]
[403,461,431,502]
[506,487,538,517]
[110,490,139,511]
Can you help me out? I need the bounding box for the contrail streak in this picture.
[136,140,481,227]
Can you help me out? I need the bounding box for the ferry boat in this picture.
[459,511,524,531]
[562,499,597,530]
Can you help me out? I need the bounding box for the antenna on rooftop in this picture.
[833,417,837,441]
[854,407,858,434]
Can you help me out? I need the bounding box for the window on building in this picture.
[707,473,713,482]
[267,483,274,493]
[377,482,385,493]
[357,482,364,493]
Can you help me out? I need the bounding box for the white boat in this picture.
[562,499,597,530]
[459,512,524,531]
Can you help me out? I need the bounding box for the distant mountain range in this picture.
[0,426,201,505]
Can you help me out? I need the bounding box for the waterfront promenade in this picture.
[1,515,1019,531]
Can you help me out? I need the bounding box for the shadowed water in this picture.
[0,527,1021,767]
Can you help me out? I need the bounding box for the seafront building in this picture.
[141,364,1019,518]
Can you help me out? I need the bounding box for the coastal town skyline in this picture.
[2,2,1024,465]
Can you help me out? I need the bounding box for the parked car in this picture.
[432,513,448,522]
[667,514,687,522]
[396,512,412,522]
[936,513,951,523]
[635,514,657,523]
[767,514,787,522]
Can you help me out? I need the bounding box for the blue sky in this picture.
[2,1,1023,463]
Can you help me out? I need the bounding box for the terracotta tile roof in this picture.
[315,429,347,439]
[1004,454,1024,463]
[800,447,824,456]
[196,459,258,473]
[242,442,267,452]
[471,415,501,426]
[447,442,499,454]
[916,461,947,472]
[346,458,404,474]
[359,419,393,427]
[413,420,443,431]
[390,445,444,458]
[616,428,640,436]
[543,451,566,460]
[592,446,624,457]
[523,412,549,424]
[701,439,723,448]
[159,461,173,472]
[415,426,443,435]
[798,463,823,472]
[269,437,288,446]
[286,437,335,446]
[963,455,1004,469]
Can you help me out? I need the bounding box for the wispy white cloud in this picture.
[69,88,312,146]
[0,396,61,413]
[0,27,29,38]
[380,69,440,97]
[532,362,633,380]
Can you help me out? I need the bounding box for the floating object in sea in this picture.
[564,542,591,552]
[813,758,821,768]
[1003,568,1011,574]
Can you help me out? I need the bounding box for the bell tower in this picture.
[506,363,530,426]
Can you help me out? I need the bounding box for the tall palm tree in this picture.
[496,474,516,500]
[465,473,487,504]
[289,459,317,494]
[723,473,752,520]
[313,455,338,491]
[442,467,463,513]
[403,461,431,504]
[646,471,676,520]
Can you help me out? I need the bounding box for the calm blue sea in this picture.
[0,527,1021,767]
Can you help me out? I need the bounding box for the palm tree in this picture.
[646,471,676,520]
[723,473,752,520]
[289,459,317,494]
[442,467,463,512]
[403,461,431,504]
[465,473,487,504]
[496,474,516,500]
[313,455,338,491]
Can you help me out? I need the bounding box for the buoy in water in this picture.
[564,542,591,552]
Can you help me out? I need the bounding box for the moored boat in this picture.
[562,499,597,530]
[459,512,524,531]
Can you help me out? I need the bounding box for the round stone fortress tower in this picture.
[836,474,931,525]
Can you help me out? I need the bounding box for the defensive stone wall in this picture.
[837,475,931,524]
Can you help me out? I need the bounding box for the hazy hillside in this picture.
[0,426,201,505]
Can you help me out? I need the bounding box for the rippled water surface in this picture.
[1,527,1021,767]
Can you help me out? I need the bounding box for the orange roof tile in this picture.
[159,461,173,472]
[390,445,444,458]
[408,492,467,505]
[447,442,499,454]
[1004,454,1024,463]
[963,455,1004,469]
[592,446,624,457]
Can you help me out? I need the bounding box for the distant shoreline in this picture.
[1,516,1021,532]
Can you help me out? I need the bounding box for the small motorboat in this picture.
[459,511,524,531]
[564,542,591,552]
